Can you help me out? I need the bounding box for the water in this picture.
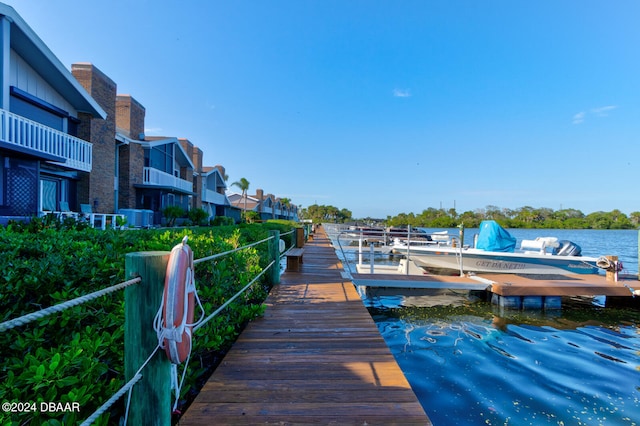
[364,290,640,425]
[324,225,640,425]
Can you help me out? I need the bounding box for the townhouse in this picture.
[0,3,296,227]
[0,4,106,225]
[228,188,298,222]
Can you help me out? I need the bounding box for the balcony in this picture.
[143,167,193,193]
[202,188,227,205]
[1,109,92,172]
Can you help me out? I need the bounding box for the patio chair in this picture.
[58,202,78,220]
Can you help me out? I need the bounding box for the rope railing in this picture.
[3,225,304,425]
[121,229,290,425]
[0,277,141,332]
[193,259,276,332]
[194,235,273,264]
[79,373,142,426]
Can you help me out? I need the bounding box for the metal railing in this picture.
[323,224,454,276]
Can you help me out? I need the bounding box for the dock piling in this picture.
[124,251,172,426]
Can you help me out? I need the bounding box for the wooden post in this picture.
[268,230,280,285]
[295,227,305,248]
[125,251,171,426]
[605,255,619,282]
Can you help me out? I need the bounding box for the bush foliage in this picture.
[0,219,294,425]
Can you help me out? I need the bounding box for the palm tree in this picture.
[280,197,291,219]
[232,177,250,221]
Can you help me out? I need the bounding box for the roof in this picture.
[227,192,259,211]
[0,3,106,119]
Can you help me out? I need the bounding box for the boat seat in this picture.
[520,237,559,253]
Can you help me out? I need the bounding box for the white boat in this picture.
[391,221,611,276]
[430,230,450,241]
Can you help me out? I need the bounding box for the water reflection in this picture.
[364,288,640,425]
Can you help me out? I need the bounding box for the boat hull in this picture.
[393,247,601,275]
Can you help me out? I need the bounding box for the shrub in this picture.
[0,222,293,425]
[211,216,234,226]
[162,206,185,227]
[244,211,260,223]
[187,208,209,226]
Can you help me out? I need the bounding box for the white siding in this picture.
[9,49,78,117]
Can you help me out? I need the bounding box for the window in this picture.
[40,178,58,211]
[148,144,174,174]
[9,87,70,132]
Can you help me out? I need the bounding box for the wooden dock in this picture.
[179,227,431,425]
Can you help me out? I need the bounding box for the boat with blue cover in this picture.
[391,220,611,275]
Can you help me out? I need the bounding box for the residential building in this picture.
[201,165,233,219]
[0,4,106,224]
[228,188,298,222]
[114,94,195,225]
[0,3,295,227]
[115,95,234,225]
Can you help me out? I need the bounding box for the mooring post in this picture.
[125,251,171,426]
[406,226,412,275]
[358,230,363,267]
[370,242,375,274]
[605,255,619,282]
[295,227,305,248]
[268,230,281,285]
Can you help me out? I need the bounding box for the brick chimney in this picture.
[116,94,145,140]
[255,189,264,213]
[71,63,116,213]
[115,95,146,209]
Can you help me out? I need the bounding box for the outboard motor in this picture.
[553,240,582,257]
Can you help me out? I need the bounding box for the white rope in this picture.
[0,277,142,332]
[193,259,275,332]
[81,345,160,425]
[79,373,142,426]
[194,236,273,264]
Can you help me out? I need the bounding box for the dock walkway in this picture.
[179,227,431,425]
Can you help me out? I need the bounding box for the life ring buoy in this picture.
[161,236,195,364]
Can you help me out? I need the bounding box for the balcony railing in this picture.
[143,167,193,192]
[1,109,92,172]
[202,188,227,205]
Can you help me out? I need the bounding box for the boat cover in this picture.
[475,220,516,252]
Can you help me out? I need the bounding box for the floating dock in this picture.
[351,266,639,309]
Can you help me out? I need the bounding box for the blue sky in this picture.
[5,1,639,218]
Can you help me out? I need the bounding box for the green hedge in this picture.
[0,219,294,425]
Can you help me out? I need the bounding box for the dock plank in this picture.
[179,227,431,425]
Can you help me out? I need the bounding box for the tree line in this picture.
[390,205,640,229]
[301,204,640,229]
[300,204,353,224]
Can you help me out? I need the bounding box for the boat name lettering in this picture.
[475,260,526,270]
[568,263,594,269]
